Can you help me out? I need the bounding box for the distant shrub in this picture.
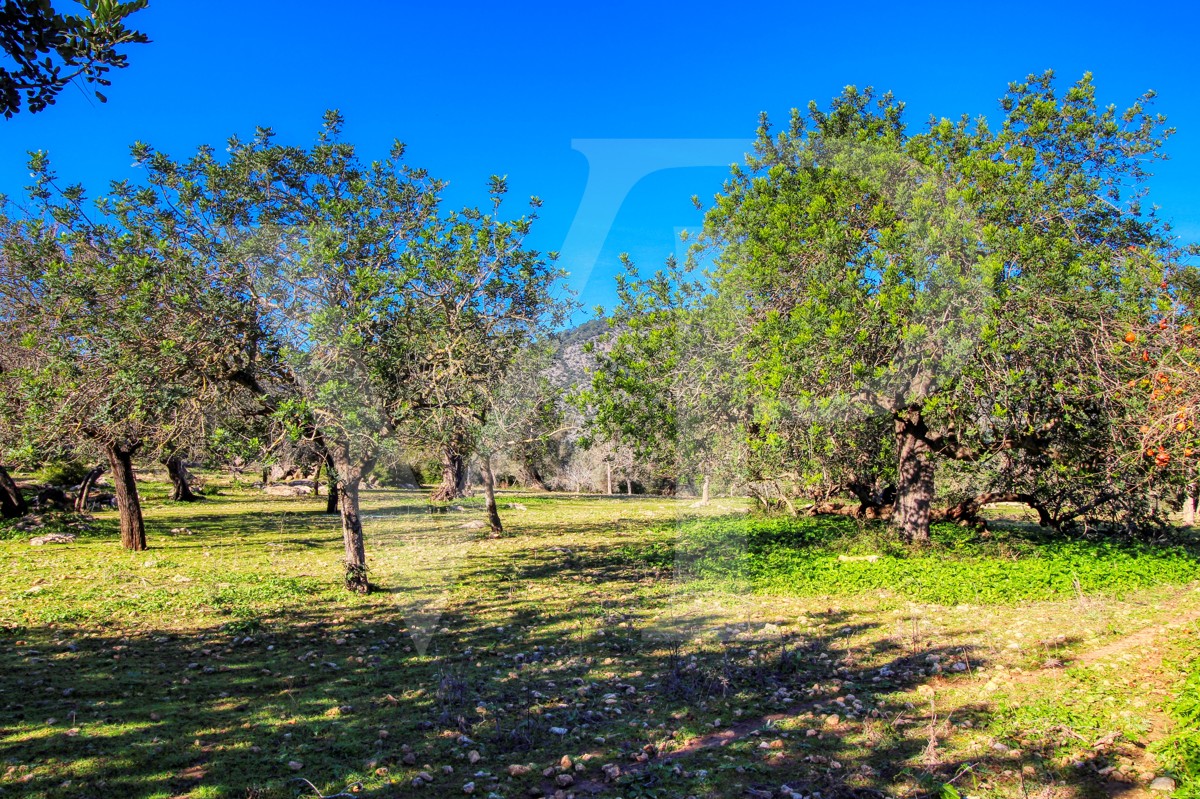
[35,461,93,487]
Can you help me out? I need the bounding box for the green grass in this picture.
[1,478,1197,799]
[1160,656,1200,797]
[638,515,1200,605]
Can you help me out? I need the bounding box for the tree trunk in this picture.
[165,455,198,502]
[520,457,549,491]
[329,444,372,594]
[105,443,147,551]
[74,465,105,512]
[431,447,468,502]
[937,491,1053,527]
[894,413,934,543]
[0,465,27,519]
[625,478,632,495]
[480,454,503,535]
[323,452,340,514]
[700,473,711,505]
[606,462,613,495]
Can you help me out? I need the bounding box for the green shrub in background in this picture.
[35,461,94,487]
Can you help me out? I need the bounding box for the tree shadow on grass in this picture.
[0,522,1164,799]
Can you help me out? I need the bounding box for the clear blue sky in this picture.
[2,1,1198,320]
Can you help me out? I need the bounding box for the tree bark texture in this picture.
[0,465,27,519]
[894,413,934,543]
[329,444,372,593]
[105,444,146,550]
[165,455,197,502]
[480,454,503,534]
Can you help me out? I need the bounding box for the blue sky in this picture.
[1,1,1198,321]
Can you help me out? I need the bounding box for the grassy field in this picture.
[2,476,1199,799]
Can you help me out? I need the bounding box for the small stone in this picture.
[417,771,432,782]
[559,755,573,770]
[462,782,476,793]
[507,764,531,776]
[467,750,482,764]
[548,726,568,735]
[1150,777,1177,792]
[287,761,303,771]
[555,773,574,787]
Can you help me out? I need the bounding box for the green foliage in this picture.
[588,71,1192,538]
[1159,658,1200,797]
[650,515,1200,605]
[33,460,91,486]
[0,0,149,117]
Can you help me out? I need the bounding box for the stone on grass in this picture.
[1150,777,1177,792]
[30,533,77,545]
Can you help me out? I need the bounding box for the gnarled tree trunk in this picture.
[894,412,934,543]
[521,458,549,491]
[105,443,146,551]
[0,465,27,519]
[165,455,198,502]
[431,447,468,502]
[480,453,503,534]
[74,465,105,512]
[937,491,1054,528]
[700,473,711,505]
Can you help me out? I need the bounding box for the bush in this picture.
[35,461,94,487]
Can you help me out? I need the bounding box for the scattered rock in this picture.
[29,533,77,545]
[1151,777,1177,792]
[462,781,475,794]
[264,484,309,497]
[287,760,303,771]
[467,750,482,764]
[507,764,531,776]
